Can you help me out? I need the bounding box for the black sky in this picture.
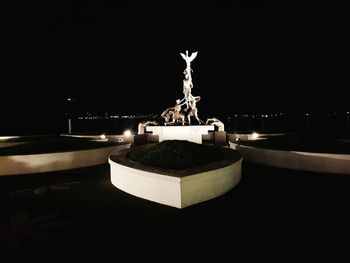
[2,2,349,115]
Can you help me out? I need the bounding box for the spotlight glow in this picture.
[251,132,259,140]
[100,134,106,139]
[0,136,20,141]
[123,130,132,137]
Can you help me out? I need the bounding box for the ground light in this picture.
[251,132,259,140]
[123,130,132,137]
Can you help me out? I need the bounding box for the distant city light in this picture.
[100,134,106,139]
[123,130,132,137]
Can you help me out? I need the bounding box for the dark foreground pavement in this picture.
[1,161,350,258]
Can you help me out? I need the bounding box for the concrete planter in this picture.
[109,147,242,208]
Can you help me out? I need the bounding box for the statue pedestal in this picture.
[214,131,227,146]
[134,134,147,145]
[146,125,214,144]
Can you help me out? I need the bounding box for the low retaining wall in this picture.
[0,143,131,176]
[61,134,134,143]
[229,142,350,175]
[0,136,21,140]
[227,133,286,142]
[0,142,27,148]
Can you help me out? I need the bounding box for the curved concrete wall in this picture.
[109,150,242,208]
[0,142,27,148]
[61,134,135,143]
[0,143,131,176]
[229,142,350,175]
[0,136,21,140]
[180,160,242,208]
[227,133,286,142]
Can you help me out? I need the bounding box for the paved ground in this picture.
[1,161,350,258]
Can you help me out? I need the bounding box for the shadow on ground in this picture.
[1,161,350,257]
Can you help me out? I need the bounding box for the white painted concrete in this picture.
[180,160,241,208]
[110,161,183,208]
[146,125,214,144]
[109,148,242,208]
[0,136,21,141]
[61,134,135,143]
[106,135,134,144]
[229,141,350,175]
[0,143,131,176]
[0,142,27,148]
[227,133,286,142]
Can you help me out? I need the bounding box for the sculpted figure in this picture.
[180,50,198,74]
[205,118,225,131]
[138,120,158,135]
[160,50,203,126]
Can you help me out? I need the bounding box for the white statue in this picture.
[161,99,186,126]
[180,50,202,125]
[180,50,198,74]
[138,121,158,135]
[180,72,195,110]
[173,99,186,125]
[161,50,202,126]
[180,50,197,107]
[205,118,225,131]
[186,96,203,125]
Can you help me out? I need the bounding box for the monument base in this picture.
[214,131,227,146]
[134,134,148,145]
[146,125,214,144]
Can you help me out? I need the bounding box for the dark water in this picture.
[1,112,349,136]
[0,116,141,136]
[226,112,350,136]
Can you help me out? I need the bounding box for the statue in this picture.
[180,50,198,75]
[180,72,195,110]
[161,99,186,126]
[180,50,202,125]
[173,99,186,125]
[180,50,198,110]
[186,96,203,125]
[205,118,225,131]
[138,121,159,135]
[160,50,202,125]
[161,108,174,125]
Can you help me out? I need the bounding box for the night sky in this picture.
[2,2,349,116]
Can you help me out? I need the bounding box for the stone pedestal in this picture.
[134,134,147,145]
[214,131,227,146]
[146,125,214,144]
